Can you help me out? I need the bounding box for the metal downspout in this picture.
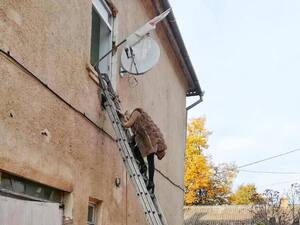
[186,95,203,111]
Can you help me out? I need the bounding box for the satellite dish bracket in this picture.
[119,66,128,77]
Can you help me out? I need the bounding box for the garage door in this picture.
[0,195,62,225]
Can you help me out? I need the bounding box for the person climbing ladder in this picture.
[118,108,167,195]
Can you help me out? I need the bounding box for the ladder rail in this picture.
[101,90,162,225]
[96,70,168,225]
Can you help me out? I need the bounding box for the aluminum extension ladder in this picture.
[95,68,168,225]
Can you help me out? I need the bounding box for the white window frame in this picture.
[92,0,112,31]
[91,0,113,78]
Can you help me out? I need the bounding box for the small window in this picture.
[90,0,113,77]
[87,203,96,225]
[87,199,103,225]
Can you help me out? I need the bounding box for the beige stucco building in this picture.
[0,0,202,225]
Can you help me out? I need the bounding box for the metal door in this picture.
[0,195,62,225]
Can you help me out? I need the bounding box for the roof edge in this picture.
[151,0,204,99]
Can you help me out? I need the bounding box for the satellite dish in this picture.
[120,36,160,75]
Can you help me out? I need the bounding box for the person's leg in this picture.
[147,153,155,193]
[133,145,147,175]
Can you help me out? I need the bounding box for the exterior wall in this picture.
[0,1,188,225]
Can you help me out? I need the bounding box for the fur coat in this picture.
[121,108,167,160]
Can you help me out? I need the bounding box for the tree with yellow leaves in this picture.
[230,184,262,205]
[205,163,237,205]
[184,118,211,205]
[184,118,237,205]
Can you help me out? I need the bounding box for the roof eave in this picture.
[151,0,204,100]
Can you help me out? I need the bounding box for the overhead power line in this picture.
[258,179,300,188]
[237,148,300,169]
[239,169,300,175]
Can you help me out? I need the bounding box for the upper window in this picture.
[90,0,113,76]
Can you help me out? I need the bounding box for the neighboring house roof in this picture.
[184,206,253,225]
[151,0,204,98]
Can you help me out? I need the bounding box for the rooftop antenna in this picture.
[93,8,171,73]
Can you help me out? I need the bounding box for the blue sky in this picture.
[169,0,300,193]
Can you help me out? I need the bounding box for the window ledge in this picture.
[86,63,99,85]
[63,218,73,225]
